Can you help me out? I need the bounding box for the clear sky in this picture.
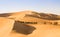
[0,0,60,15]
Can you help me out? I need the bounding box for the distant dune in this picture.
[0,10,60,37]
[0,10,60,20]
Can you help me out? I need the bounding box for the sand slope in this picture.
[0,11,60,37]
[0,17,14,37]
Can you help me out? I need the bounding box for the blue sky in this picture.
[0,0,60,15]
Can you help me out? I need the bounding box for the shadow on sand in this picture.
[0,13,12,17]
[13,21,36,35]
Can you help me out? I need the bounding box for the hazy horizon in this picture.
[0,0,60,15]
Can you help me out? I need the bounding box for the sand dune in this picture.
[8,11,34,20]
[0,11,60,37]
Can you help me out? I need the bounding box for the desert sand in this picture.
[0,17,14,37]
[0,11,60,37]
